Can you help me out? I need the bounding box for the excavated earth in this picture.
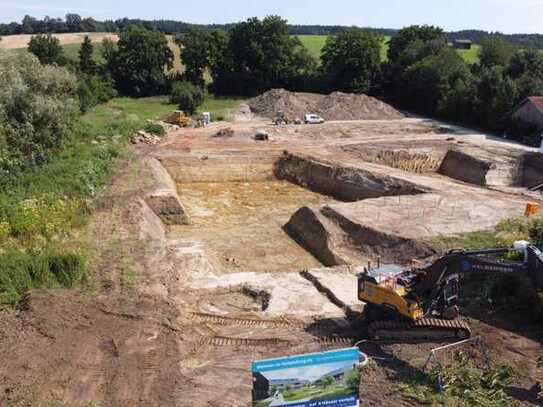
[248,89,404,121]
[2,112,543,406]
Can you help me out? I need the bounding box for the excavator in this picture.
[358,241,543,340]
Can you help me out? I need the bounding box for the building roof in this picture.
[528,97,543,114]
[511,96,543,117]
[454,39,473,43]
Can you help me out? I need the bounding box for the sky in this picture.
[0,0,542,34]
[262,360,354,382]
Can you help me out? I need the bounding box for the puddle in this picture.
[171,180,334,273]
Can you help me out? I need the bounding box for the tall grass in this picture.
[0,247,87,305]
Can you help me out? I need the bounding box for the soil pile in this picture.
[248,89,403,121]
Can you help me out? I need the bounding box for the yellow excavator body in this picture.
[358,278,424,320]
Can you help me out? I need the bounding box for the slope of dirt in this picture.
[248,89,404,121]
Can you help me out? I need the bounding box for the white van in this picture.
[304,114,325,124]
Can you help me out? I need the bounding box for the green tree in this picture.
[508,49,543,80]
[175,27,212,85]
[27,34,65,65]
[507,49,543,101]
[78,35,96,75]
[170,81,204,114]
[387,25,446,65]
[479,37,514,68]
[476,66,518,130]
[101,38,117,63]
[217,16,316,95]
[403,47,471,116]
[321,27,382,93]
[207,29,236,95]
[105,25,173,97]
[65,13,82,32]
[385,25,447,98]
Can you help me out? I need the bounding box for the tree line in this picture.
[2,14,543,49]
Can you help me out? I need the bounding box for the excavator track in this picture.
[369,318,471,341]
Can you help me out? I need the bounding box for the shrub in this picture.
[0,51,79,177]
[496,216,543,245]
[170,81,204,114]
[144,123,166,136]
[2,196,87,239]
[27,34,66,65]
[77,75,117,113]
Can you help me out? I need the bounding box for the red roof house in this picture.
[511,97,543,131]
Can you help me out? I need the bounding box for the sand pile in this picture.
[248,89,403,121]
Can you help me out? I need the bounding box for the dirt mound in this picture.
[248,89,403,121]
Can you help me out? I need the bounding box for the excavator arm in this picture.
[412,244,543,317]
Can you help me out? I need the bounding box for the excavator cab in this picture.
[436,274,460,319]
[358,264,424,320]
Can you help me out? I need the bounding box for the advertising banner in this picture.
[252,347,361,407]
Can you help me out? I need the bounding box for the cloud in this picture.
[262,360,355,382]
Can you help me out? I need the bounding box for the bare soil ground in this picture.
[1,111,543,406]
[172,180,332,273]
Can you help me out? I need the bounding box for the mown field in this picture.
[295,34,390,62]
[296,34,480,64]
[4,35,184,71]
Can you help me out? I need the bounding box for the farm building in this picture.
[453,39,473,49]
[511,97,543,132]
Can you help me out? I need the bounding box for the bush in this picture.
[78,75,117,113]
[0,246,87,305]
[496,216,543,245]
[144,123,166,136]
[0,51,79,178]
[169,81,204,114]
[27,34,66,65]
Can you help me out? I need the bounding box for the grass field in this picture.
[456,44,481,64]
[296,34,390,62]
[296,34,479,64]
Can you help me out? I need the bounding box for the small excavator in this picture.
[358,241,543,340]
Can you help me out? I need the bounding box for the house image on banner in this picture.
[314,364,357,386]
[253,374,310,400]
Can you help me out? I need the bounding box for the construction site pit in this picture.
[172,179,334,273]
